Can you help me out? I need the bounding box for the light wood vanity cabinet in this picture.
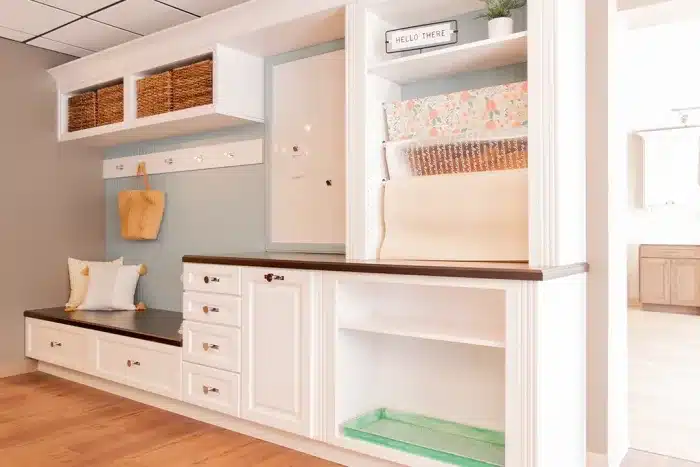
[640,245,700,308]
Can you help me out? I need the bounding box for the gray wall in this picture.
[104,126,265,311]
[0,38,105,376]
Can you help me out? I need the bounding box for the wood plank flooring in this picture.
[3,372,699,466]
[0,372,337,466]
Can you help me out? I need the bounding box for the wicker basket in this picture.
[97,83,124,126]
[68,92,96,132]
[404,137,529,177]
[137,71,173,118]
[172,60,213,111]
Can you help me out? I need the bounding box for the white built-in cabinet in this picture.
[269,50,346,247]
[638,131,700,208]
[240,267,317,437]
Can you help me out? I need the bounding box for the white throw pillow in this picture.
[67,257,123,308]
[79,263,144,311]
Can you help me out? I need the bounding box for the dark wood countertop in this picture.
[24,308,182,347]
[183,252,588,281]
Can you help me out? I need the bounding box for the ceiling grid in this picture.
[0,0,249,57]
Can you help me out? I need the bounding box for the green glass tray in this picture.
[343,408,505,467]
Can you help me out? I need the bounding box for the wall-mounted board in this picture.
[269,49,346,246]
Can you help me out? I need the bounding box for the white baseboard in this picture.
[0,359,37,378]
[38,362,394,467]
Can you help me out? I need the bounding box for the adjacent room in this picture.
[622,2,700,465]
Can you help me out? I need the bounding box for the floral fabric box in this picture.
[384,81,528,141]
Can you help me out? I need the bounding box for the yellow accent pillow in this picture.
[66,257,123,308]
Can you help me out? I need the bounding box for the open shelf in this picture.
[339,318,504,348]
[58,44,263,147]
[335,280,506,347]
[61,104,258,147]
[343,408,505,467]
[369,32,527,85]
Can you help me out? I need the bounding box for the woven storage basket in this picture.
[172,59,213,111]
[68,92,96,132]
[96,83,124,126]
[404,137,529,177]
[137,71,172,118]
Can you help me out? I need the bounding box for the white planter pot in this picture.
[488,17,514,39]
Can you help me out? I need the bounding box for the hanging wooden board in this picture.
[118,162,165,240]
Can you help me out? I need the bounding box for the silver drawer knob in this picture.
[202,343,219,351]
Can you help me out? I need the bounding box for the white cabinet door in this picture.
[270,49,346,245]
[640,258,671,305]
[641,132,700,208]
[241,267,317,437]
[670,259,700,307]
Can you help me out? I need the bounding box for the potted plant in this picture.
[477,0,526,39]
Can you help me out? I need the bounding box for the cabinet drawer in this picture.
[182,362,240,416]
[641,245,700,259]
[96,333,182,400]
[25,318,90,371]
[183,263,241,295]
[183,321,240,372]
[183,291,240,327]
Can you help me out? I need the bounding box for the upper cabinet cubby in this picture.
[56,45,264,146]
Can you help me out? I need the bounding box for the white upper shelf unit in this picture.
[57,45,263,147]
[369,32,528,85]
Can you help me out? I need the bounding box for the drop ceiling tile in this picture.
[27,37,93,57]
[0,25,32,41]
[0,0,78,35]
[33,0,121,15]
[158,0,250,16]
[90,0,194,35]
[44,18,139,51]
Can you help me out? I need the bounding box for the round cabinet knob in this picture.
[127,360,132,367]
[203,343,210,351]
[202,305,209,314]
[204,276,210,284]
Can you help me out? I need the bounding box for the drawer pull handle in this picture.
[202,306,220,314]
[203,276,220,284]
[203,385,219,395]
[202,343,220,351]
[126,360,141,367]
[264,273,285,282]
[50,341,62,348]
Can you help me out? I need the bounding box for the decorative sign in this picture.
[385,21,458,54]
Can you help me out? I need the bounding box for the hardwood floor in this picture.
[0,372,337,466]
[5,372,700,467]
